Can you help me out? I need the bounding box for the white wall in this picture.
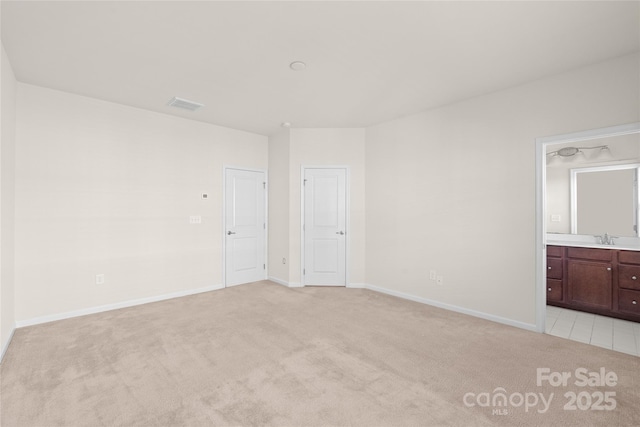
[365,53,640,326]
[1,42,17,358]
[267,128,290,282]
[14,84,267,322]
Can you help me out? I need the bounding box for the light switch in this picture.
[189,216,202,224]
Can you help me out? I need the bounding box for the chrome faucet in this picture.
[596,233,616,245]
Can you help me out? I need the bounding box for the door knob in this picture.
[336,231,345,235]
[227,231,236,235]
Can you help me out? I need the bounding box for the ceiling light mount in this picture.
[289,61,307,71]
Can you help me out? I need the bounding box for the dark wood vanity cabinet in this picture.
[547,245,639,322]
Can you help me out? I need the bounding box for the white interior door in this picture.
[303,168,347,286]
[225,168,266,287]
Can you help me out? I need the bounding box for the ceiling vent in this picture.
[167,96,204,112]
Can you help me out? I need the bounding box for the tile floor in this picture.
[546,305,640,356]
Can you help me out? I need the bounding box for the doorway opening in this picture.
[535,123,640,355]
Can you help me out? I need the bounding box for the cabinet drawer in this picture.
[567,247,612,262]
[547,279,563,303]
[546,258,563,280]
[619,251,640,265]
[547,245,563,258]
[619,265,640,291]
[618,289,640,316]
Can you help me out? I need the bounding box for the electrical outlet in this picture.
[96,274,105,285]
[429,270,436,280]
[436,275,444,286]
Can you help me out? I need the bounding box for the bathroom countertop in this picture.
[546,234,640,251]
[546,240,640,251]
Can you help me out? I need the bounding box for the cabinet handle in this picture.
[606,267,611,271]
[548,288,552,291]
[633,300,637,305]
[633,276,637,280]
[548,266,551,270]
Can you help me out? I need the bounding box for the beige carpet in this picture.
[1,281,639,426]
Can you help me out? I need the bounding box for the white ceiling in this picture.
[2,1,639,136]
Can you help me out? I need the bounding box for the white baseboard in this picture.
[346,283,366,289]
[267,277,302,288]
[16,284,224,328]
[363,283,537,332]
[268,276,290,287]
[0,324,16,364]
[14,280,535,333]
[273,279,535,331]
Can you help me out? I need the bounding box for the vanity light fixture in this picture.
[546,145,609,158]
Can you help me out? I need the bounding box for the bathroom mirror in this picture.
[570,164,639,237]
[546,131,640,235]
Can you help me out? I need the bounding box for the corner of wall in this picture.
[0,41,18,359]
[0,324,16,364]
[267,128,291,282]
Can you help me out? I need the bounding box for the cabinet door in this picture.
[546,258,563,280]
[547,279,563,303]
[568,260,612,310]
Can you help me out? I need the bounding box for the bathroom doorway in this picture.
[536,123,640,355]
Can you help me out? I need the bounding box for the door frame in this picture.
[222,166,269,287]
[300,165,350,287]
[535,122,640,333]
